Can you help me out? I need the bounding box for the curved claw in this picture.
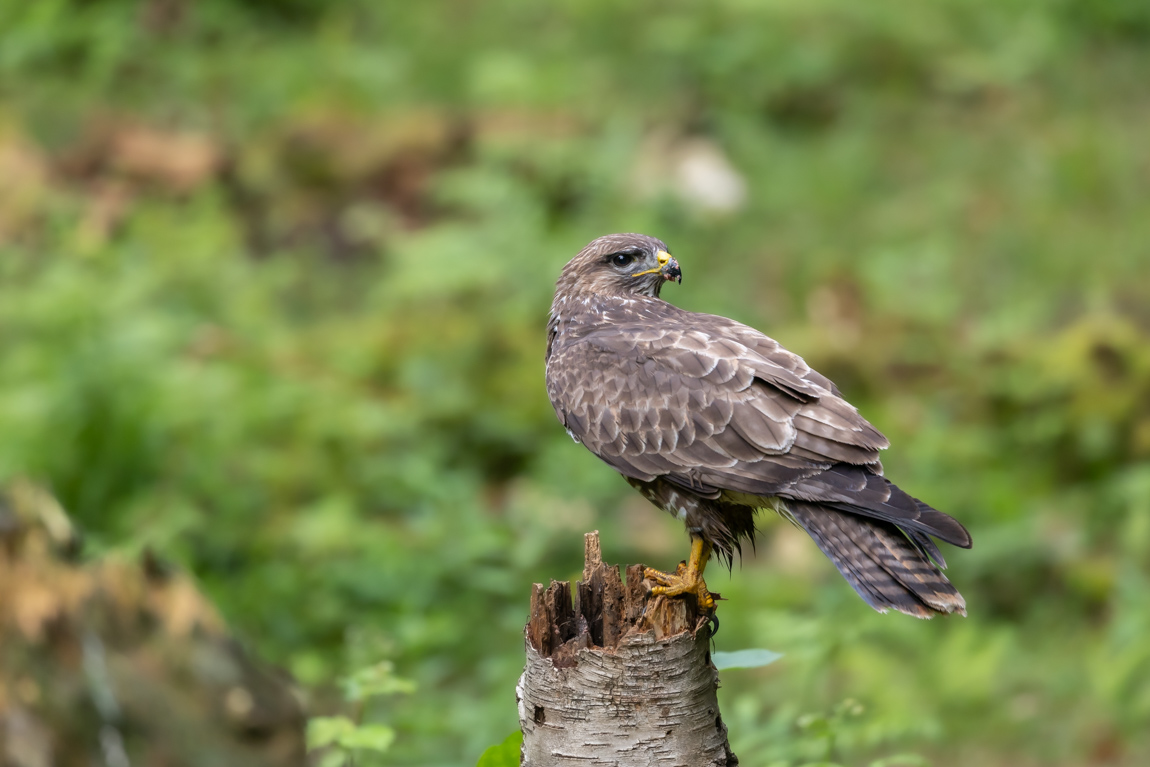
[643,538,717,613]
[644,565,716,612]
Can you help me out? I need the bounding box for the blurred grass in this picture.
[1,1,1150,765]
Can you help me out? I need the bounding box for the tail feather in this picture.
[797,466,972,549]
[787,502,967,618]
[906,528,946,569]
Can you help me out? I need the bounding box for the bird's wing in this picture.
[546,312,887,495]
[546,310,971,548]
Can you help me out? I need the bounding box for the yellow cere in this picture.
[631,251,672,277]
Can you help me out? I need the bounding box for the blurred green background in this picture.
[2,0,1150,765]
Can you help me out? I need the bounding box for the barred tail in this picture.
[787,502,967,618]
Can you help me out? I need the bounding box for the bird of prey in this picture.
[545,233,971,618]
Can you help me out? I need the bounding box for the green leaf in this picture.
[341,661,416,702]
[316,751,348,767]
[797,713,832,737]
[476,730,523,767]
[711,648,783,670]
[338,723,396,753]
[307,716,356,750]
[307,716,396,754]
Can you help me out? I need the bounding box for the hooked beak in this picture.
[633,250,682,283]
[658,250,682,284]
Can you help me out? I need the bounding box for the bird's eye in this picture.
[611,252,635,267]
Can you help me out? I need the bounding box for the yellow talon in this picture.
[644,538,715,612]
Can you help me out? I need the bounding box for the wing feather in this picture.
[546,306,884,495]
[547,301,969,551]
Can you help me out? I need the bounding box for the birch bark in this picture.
[517,532,737,767]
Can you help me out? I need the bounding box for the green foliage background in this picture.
[2,1,1150,764]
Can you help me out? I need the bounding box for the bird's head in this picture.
[558,233,681,300]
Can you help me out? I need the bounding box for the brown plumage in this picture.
[545,233,971,618]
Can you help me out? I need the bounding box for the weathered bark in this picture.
[517,531,736,766]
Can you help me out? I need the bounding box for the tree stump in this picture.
[517,531,737,766]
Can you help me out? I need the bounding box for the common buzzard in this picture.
[545,233,971,618]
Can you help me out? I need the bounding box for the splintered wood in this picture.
[517,531,737,767]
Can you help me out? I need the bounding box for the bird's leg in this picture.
[644,537,715,612]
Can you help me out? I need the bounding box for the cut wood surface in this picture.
[517,531,737,766]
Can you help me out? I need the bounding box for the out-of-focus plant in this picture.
[308,661,416,767]
[475,731,523,767]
